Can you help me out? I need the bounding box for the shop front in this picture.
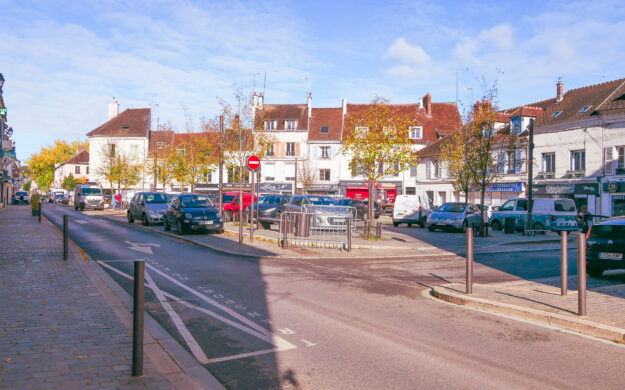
[470,182,524,206]
[306,184,339,195]
[341,181,402,205]
[532,181,599,215]
[603,179,625,217]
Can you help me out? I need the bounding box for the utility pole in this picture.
[237,115,243,244]
[218,116,224,217]
[294,157,298,195]
[527,118,535,231]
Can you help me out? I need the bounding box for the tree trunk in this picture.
[367,179,375,238]
[479,185,486,236]
[238,164,243,244]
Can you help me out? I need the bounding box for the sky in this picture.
[1,0,624,162]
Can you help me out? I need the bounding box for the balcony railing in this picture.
[566,169,585,178]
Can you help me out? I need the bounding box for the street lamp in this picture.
[0,73,5,91]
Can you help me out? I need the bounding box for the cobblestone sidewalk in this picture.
[0,206,176,390]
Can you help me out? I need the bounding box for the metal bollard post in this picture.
[577,233,586,316]
[466,227,473,294]
[38,201,42,223]
[347,217,352,252]
[560,230,568,296]
[281,215,287,249]
[63,215,68,260]
[132,260,145,377]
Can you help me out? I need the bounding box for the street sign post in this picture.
[246,155,261,171]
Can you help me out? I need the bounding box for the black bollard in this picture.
[132,260,145,376]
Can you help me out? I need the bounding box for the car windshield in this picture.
[179,195,213,208]
[437,203,466,213]
[16,192,27,196]
[221,195,235,203]
[336,199,353,206]
[81,187,102,195]
[144,193,170,204]
[309,196,335,205]
[589,225,625,238]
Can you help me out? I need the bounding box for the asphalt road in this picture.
[44,203,625,389]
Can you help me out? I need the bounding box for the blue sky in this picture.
[1,0,624,162]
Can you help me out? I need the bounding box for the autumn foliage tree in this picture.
[441,126,474,204]
[341,97,419,226]
[26,140,88,191]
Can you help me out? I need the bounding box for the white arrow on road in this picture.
[125,241,160,255]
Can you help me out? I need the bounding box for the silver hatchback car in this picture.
[127,192,171,226]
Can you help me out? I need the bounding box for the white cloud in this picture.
[385,38,431,67]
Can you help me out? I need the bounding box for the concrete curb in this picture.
[41,211,226,390]
[431,285,625,344]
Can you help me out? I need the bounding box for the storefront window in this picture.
[613,195,625,217]
[618,146,625,174]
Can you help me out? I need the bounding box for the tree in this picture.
[341,97,419,230]
[97,142,141,202]
[297,159,316,194]
[23,180,31,192]
[61,173,78,191]
[26,140,87,191]
[441,127,475,204]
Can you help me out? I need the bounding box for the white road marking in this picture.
[75,220,88,224]
[125,240,160,255]
[97,261,298,362]
[143,270,210,364]
[301,339,317,347]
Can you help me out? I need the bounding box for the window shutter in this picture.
[515,149,523,173]
[426,160,431,179]
[295,143,300,157]
[604,147,614,175]
[439,162,445,178]
[498,152,506,174]
[330,145,337,159]
[410,166,417,177]
[312,146,319,159]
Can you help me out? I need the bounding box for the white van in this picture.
[392,194,433,227]
[74,184,104,211]
[490,197,578,232]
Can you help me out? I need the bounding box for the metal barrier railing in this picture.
[303,205,358,235]
[280,211,352,251]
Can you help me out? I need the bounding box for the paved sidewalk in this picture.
[0,206,220,389]
[432,277,625,343]
[99,208,574,260]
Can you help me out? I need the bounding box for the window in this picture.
[505,150,522,174]
[500,200,515,211]
[618,146,625,174]
[506,151,516,174]
[570,150,585,171]
[203,172,212,183]
[579,105,592,113]
[427,160,439,179]
[319,169,331,181]
[355,126,368,138]
[516,199,528,211]
[86,166,89,174]
[176,148,185,156]
[320,126,330,133]
[107,144,116,156]
[409,126,423,140]
[266,144,274,157]
[130,144,139,158]
[264,120,277,130]
[286,142,296,157]
[551,111,562,118]
[285,120,298,130]
[510,117,522,134]
[75,166,81,174]
[383,126,396,138]
[320,146,330,159]
[409,166,417,177]
[156,142,164,150]
[405,187,416,195]
[542,153,555,173]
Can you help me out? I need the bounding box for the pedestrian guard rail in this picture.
[280,205,356,251]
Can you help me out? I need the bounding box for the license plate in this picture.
[599,252,623,260]
[199,221,213,225]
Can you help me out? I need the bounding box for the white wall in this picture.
[89,136,149,190]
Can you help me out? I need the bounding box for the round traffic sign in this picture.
[247,155,261,171]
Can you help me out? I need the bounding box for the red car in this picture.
[218,191,257,222]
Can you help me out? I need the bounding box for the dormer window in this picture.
[320,126,330,133]
[264,120,277,130]
[355,126,368,138]
[122,125,129,129]
[284,120,298,130]
[156,142,164,150]
[579,105,592,113]
[409,126,423,139]
[551,111,562,118]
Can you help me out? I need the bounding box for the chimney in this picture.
[258,93,264,110]
[253,92,258,109]
[234,114,240,130]
[556,77,564,103]
[423,93,432,116]
[77,145,86,154]
[307,92,312,118]
[342,98,347,115]
[108,98,119,120]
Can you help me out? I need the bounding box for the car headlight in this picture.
[148,210,159,216]
[216,212,222,219]
[185,213,193,219]
[264,207,276,214]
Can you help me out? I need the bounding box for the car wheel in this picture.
[419,218,426,228]
[127,212,134,223]
[491,219,502,231]
[428,225,436,232]
[532,222,545,231]
[407,223,412,228]
[587,265,604,277]
[177,219,185,235]
[460,220,468,233]
[393,222,399,227]
[163,218,171,231]
[261,221,271,230]
[142,213,150,226]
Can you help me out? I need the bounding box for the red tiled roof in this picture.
[62,150,89,165]
[309,108,343,141]
[148,130,174,157]
[87,108,151,138]
[254,104,309,131]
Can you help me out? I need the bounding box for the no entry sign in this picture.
[246,155,261,171]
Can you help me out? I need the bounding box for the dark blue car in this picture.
[164,194,223,234]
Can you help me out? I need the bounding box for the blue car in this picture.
[427,202,482,232]
[164,194,223,234]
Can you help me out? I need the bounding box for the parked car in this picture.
[74,184,104,211]
[335,198,369,220]
[427,202,482,232]
[281,195,350,231]
[244,194,290,229]
[163,194,223,234]
[362,200,382,219]
[41,195,49,203]
[54,193,69,205]
[475,204,497,223]
[127,192,171,226]
[585,216,625,277]
[392,194,432,227]
[12,190,30,205]
[216,191,257,222]
[280,194,337,213]
[489,198,578,232]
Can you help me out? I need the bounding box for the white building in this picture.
[52,150,90,189]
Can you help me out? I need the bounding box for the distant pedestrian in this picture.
[115,193,122,210]
[577,205,591,233]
